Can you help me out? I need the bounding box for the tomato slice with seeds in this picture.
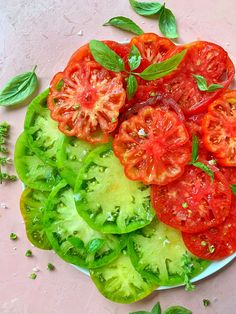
[113,106,190,185]
[152,166,232,233]
[48,59,126,143]
[202,90,236,166]
[219,166,236,185]
[182,198,236,260]
[160,41,235,115]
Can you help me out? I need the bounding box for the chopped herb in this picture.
[231,185,236,195]
[56,79,64,91]
[182,202,188,209]
[181,252,195,291]
[201,241,207,247]
[111,117,116,123]
[208,159,216,165]
[150,91,157,97]
[25,250,32,257]
[10,232,17,240]
[203,299,210,307]
[47,263,55,271]
[73,104,80,110]
[208,245,215,254]
[29,272,37,280]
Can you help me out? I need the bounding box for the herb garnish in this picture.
[0,66,38,106]
[29,273,37,280]
[47,263,55,271]
[181,252,195,291]
[129,301,192,314]
[231,185,236,195]
[193,75,223,92]
[203,299,211,307]
[25,250,32,257]
[10,232,18,240]
[104,16,144,35]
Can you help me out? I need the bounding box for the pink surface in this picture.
[0,0,236,313]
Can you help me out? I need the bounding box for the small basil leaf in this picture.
[129,0,162,16]
[89,40,125,72]
[86,238,105,254]
[231,185,236,195]
[104,16,144,35]
[138,49,187,81]
[56,79,64,91]
[129,45,142,71]
[207,83,224,92]
[163,306,192,314]
[151,302,162,314]
[159,5,178,39]
[192,161,214,181]
[67,236,85,249]
[0,66,38,106]
[127,75,138,100]
[193,75,208,91]
[129,311,150,314]
[191,135,199,163]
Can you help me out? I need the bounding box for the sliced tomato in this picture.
[161,41,235,115]
[152,166,232,233]
[130,33,175,72]
[202,90,236,166]
[113,106,190,185]
[48,59,126,143]
[182,197,236,260]
[219,166,236,185]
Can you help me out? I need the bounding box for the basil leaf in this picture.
[192,161,214,181]
[104,16,144,35]
[138,49,187,81]
[129,45,142,71]
[163,306,192,314]
[159,5,178,39]
[56,79,64,91]
[207,83,224,92]
[89,40,125,72]
[127,75,138,100]
[67,236,85,249]
[151,302,162,314]
[129,311,150,314]
[86,238,105,254]
[0,66,38,106]
[129,0,162,16]
[191,135,199,163]
[193,74,223,92]
[231,185,236,195]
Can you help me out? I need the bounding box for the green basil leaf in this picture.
[89,40,125,72]
[159,6,178,39]
[192,161,214,181]
[104,16,144,35]
[127,75,138,100]
[67,236,85,249]
[231,185,236,195]
[193,75,208,91]
[163,306,192,314]
[138,49,187,81]
[129,311,150,314]
[151,302,162,314]
[56,79,64,91]
[86,238,105,254]
[191,135,199,163]
[207,83,224,92]
[0,66,38,106]
[129,45,142,71]
[129,0,162,16]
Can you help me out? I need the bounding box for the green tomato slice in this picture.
[128,218,210,286]
[20,187,52,249]
[44,180,124,268]
[24,89,64,166]
[56,136,98,188]
[90,251,157,304]
[14,132,61,191]
[74,144,155,234]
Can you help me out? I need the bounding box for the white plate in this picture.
[73,253,236,290]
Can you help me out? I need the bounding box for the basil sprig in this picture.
[104,16,144,35]
[0,66,38,107]
[89,40,187,99]
[129,0,178,39]
[189,135,214,181]
[129,301,192,314]
[193,74,224,92]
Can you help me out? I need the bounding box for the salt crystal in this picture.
[77,30,83,36]
[33,267,40,272]
[0,203,8,209]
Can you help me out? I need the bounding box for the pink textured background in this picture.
[0,0,236,313]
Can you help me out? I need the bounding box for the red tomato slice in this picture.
[161,41,235,115]
[113,106,190,185]
[182,197,236,260]
[152,166,232,233]
[202,90,236,166]
[48,54,126,143]
[219,166,236,185]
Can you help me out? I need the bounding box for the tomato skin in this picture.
[152,166,232,233]
[182,198,236,260]
[202,90,236,166]
[113,106,191,185]
[161,41,235,115]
